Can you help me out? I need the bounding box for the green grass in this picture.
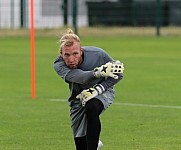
[0,35,181,150]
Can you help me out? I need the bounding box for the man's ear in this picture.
[60,48,62,56]
[80,48,83,55]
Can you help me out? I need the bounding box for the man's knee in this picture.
[85,99,103,117]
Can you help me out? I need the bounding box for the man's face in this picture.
[61,42,83,69]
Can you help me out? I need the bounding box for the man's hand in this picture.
[76,84,105,106]
[94,60,124,79]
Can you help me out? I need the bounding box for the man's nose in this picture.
[69,55,75,62]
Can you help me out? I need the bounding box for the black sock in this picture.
[85,99,104,150]
[74,136,87,150]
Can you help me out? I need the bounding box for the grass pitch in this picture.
[0,33,181,150]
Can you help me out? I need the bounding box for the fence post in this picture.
[62,0,68,26]
[156,0,161,36]
[20,0,26,28]
[131,0,136,26]
[72,0,78,35]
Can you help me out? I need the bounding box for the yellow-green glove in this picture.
[94,60,124,79]
[76,84,105,106]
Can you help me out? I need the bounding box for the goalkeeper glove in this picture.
[94,60,124,79]
[76,84,105,107]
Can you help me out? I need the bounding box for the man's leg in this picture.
[85,98,104,150]
[74,136,87,150]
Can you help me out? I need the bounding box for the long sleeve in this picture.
[100,73,123,90]
[54,56,95,84]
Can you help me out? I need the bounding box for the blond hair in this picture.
[59,28,81,53]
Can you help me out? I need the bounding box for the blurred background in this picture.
[0,0,181,36]
[0,1,181,149]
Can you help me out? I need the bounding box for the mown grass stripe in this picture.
[49,99,181,109]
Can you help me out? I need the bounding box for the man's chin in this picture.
[68,65,77,69]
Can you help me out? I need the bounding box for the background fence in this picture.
[0,0,181,35]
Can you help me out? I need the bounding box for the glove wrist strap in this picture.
[94,84,105,94]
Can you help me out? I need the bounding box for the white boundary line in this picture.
[49,99,181,109]
[49,99,67,102]
[114,102,181,109]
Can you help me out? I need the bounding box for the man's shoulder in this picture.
[82,46,105,53]
[54,55,63,63]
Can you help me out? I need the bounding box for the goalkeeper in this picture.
[54,28,124,150]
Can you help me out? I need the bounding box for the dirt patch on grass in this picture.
[0,27,181,37]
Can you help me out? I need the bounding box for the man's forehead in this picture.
[63,47,81,53]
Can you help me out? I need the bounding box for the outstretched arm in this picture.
[101,73,123,90]
[76,73,123,106]
[54,58,95,84]
[54,56,124,84]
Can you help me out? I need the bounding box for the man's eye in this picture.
[73,53,78,56]
[65,54,69,57]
